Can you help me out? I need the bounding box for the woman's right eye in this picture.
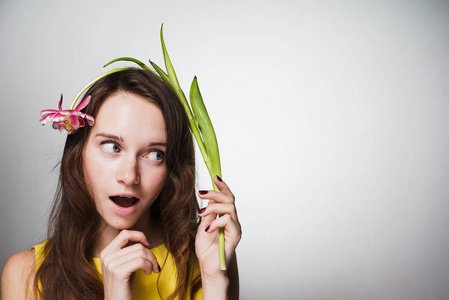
[101,141,121,153]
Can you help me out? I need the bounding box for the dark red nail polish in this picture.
[199,190,208,195]
[147,238,152,245]
[216,175,223,182]
[198,207,206,214]
[205,225,210,232]
[158,263,161,272]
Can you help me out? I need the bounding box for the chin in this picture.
[105,216,140,231]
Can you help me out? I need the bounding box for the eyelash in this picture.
[100,140,165,161]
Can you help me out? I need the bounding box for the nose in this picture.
[116,158,140,186]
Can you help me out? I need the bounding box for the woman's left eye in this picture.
[145,151,165,161]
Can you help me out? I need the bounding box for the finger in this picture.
[102,243,158,272]
[205,214,241,237]
[101,230,150,256]
[113,255,159,277]
[105,249,159,274]
[214,175,234,197]
[200,210,217,224]
[198,189,235,204]
[198,203,237,222]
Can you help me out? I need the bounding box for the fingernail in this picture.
[216,175,223,182]
[205,225,210,232]
[198,207,206,214]
[147,238,152,245]
[158,263,161,272]
[199,190,208,195]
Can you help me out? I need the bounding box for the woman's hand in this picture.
[195,176,242,293]
[100,230,160,300]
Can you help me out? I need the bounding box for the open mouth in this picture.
[109,196,139,208]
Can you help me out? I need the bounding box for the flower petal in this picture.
[52,122,64,131]
[40,113,66,125]
[58,94,64,111]
[84,114,95,126]
[75,95,91,111]
[78,118,86,128]
[39,109,59,115]
[59,110,80,116]
[69,115,80,129]
[40,113,56,125]
[48,114,66,122]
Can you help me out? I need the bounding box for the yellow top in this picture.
[32,241,202,299]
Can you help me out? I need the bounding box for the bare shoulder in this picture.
[1,250,36,299]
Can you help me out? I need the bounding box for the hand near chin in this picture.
[100,230,160,300]
[196,176,242,281]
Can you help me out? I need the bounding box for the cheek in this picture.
[83,155,107,195]
[146,167,168,192]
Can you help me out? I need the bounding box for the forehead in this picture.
[92,92,166,141]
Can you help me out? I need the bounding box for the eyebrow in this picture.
[95,133,167,147]
[95,133,124,142]
[147,142,167,147]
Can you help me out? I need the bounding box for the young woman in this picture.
[1,68,241,299]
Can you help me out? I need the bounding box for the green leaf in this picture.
[103,57,155,75]
[160,24,182,89]
[190,76,221,180]
[149,60,170,83]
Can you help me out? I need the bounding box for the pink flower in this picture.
[40,94,94,134]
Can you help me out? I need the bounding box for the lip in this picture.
[109,194,140,216]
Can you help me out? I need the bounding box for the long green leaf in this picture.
[190,77,221,177]
[104,57,155,74]
[190,77,225,270]
[159,24,182,90]
[149,60,170,83]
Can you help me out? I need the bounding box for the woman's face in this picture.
[83,92,167,231]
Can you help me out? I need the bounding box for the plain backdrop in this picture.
[1,1,449,299]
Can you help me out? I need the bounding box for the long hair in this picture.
[35,68,201,299]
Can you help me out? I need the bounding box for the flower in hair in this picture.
[39,94,94,134]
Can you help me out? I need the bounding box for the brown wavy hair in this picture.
[35,68,201,299]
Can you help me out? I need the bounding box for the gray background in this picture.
[1,0,449,299]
